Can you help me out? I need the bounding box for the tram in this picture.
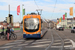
[23,13,48,38]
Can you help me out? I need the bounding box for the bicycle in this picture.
[0,32,5,39]
[0,32,17,40]
[10,31,17,40]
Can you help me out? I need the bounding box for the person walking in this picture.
[1,27,4,35]
[2,27,4,32]
[6,27,10,40]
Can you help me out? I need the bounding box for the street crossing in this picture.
[0,39,72,50]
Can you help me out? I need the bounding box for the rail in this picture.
[45,29,54,50]
[45,29,64,50]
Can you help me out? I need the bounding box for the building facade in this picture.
[57,17,75,28]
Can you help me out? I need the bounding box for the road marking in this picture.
[51,46,62,48]
[64,41,71,44]
[5,43,17,45]
[0,46,13,48]
[70,39,75,48]
[14,40,25,42]
[18,44,28,46]
[32,41,51,44]
[13,47,21,48]
[5,42,22,45]
[26,44,49,48]
[0,39,73,49]
[25,40,34,43]
[36,39,68,42]
[52,43,61,45]
[64,45,72,47]
[36,39,51,41]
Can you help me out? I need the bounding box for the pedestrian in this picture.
[6,27,10,40]
[10,27,14,34]
[1,27,4,35]
[6,27,10,35]
[2,27,4,32]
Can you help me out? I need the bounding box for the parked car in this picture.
[56,25,61,30]
[71,27,75,33]
[59,27,64,31]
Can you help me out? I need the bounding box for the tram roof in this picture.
[23,15,41,19]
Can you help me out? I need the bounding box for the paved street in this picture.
[0,29,75,50]
[0,0,75,50]
[0,30,22,46]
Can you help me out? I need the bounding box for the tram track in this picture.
[55,29,72,50]
[45,29,54,50]
[18,39,36,50]
[2,29,64,50]
[4,38,37,50]
[45,29,64,50]
[54,29,64,50]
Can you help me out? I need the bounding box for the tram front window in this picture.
[24,18,39,32]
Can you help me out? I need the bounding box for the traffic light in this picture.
[6,17,7,22]
[5,17,10,23]
[9,14,13,23]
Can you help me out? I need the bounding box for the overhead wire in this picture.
[34,0,46,21]
[34,0,50,22]
[51,0,57,19]
[34,0,39,9]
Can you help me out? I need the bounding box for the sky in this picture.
[0,0,75,22]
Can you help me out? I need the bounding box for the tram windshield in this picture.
[24,18,39,32]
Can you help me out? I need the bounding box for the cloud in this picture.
[0,0,37,11]
[0,0,75,22]
[44,0,52,2]
[62,0,75,2]
[0,0,74,13]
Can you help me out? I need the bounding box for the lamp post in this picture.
[21,4,24,33]
[22,4,24,18]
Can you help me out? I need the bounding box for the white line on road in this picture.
[26,44,49,48]
[32,41,51,44]
[5,42,22,45]
[64,41,71,44]
[0,46,13,48]
[52,43,61,45]
[14,40,25,42]
[51,45,72,48]
[70,39,75,48]
[18,44,28,46]
[36,39,51,41]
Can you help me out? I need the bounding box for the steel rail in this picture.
[54,29,64,50]
[18,39,36,50]
[4,38,36,50]
[45,29,54,50]
[45,29,64,50]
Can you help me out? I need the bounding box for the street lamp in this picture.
[22,4,24,17]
